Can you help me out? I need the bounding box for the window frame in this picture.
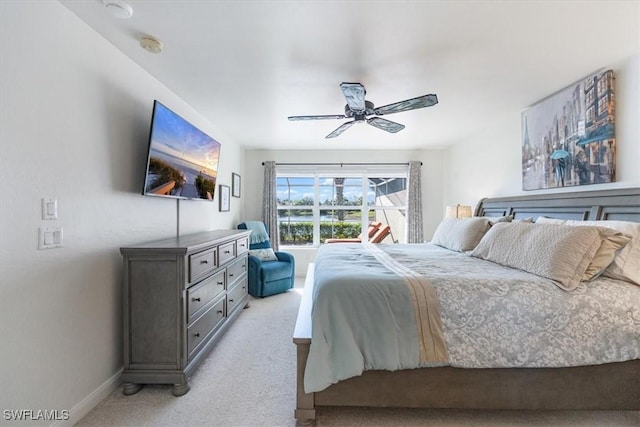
[276,165,408,247]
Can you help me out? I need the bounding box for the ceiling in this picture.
[60,0,639,150]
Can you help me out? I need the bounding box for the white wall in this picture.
[0,2,244,425]
[444,55,640,208]
[242,149,445,275]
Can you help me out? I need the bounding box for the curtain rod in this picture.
[261,162,422,166]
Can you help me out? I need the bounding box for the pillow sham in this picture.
[562,220,638,285]
[533,217,633,281]
[431,217,492,252]
[249,248,278,261]
[470,222,604,291]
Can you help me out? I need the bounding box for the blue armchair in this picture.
[237,222,295,298]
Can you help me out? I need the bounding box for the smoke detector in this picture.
[140,36,163,54]
[103,0,133,19]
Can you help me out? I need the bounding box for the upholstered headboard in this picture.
[475,188,640,223]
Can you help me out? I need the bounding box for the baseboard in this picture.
[51,369,123,427]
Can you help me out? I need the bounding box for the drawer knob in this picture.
[217,281,224,286]
[217,310,223,314]
[229,273,234,278]
[200,260,208,264]
[225,250,231,254]
[229,299,234,303]
[194,333,200,338]
[192,297,201,302]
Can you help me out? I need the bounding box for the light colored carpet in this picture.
[77,279,639,427]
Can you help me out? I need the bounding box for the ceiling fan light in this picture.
[140,36,163,54]
[103,0,133,19]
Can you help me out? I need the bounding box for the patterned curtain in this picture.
[406,161,423,243]
[262,161,279,251]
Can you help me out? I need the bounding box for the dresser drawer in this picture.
[236,237,249,255]
[189,248,217,282]
[227,279,247,315]
[187,298,225,359]
[218,242,236,266]
[187,270,226,323]
[227,256,247,288]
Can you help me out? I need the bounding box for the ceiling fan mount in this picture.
[288,82,438,139]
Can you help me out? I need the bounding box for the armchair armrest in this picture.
[275,251,294,263]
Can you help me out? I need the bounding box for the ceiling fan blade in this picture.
[367,117,405,133]
[326,121,355,139]
[340,82,367,113]
[373,94,438,116]
[288,114,346,121]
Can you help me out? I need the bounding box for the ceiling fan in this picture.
[288,82,438,138]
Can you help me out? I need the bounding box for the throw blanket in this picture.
[304,243,640,393]
[243,221,270,245]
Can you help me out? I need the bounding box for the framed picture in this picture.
[232,173,241,198]
[219,185,230,212]
[521,69,616,190]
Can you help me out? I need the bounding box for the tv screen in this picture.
[142,101,221,200]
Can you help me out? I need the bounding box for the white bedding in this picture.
[305,243,640,393]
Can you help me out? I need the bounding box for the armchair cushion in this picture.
[249,248,278,261]
[258,259,294,282]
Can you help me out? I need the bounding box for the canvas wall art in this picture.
[521,69,615,190]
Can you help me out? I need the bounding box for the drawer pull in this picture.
[229,299,234,303]
[229,273,234,278]
[240,243,246,247]
[192,297,201,302]
[194,333,200,338]
[200,260,209,264]
[217,310,223,314]
[217,281,224,286]
[224,250,231,254]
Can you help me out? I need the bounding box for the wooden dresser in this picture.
[120,229,250,396]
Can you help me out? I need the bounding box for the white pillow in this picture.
[484,215,513,223]
[249,248,278,261]
[431,217,492,252]
[471,222,604,291]
[535,217,639,285]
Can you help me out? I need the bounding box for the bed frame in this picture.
[293,187,640,424]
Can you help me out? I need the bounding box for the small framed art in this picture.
[219,185,230,212]
[232,173,241,198]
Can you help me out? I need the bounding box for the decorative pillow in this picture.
[471,222,604,291]
[535,216,566,225]
[562,220,639,285]
[484,215,513,224]
[431,217,492,252]
[249,248,278,262]
[534,218,638,284]
[513,217,534,223]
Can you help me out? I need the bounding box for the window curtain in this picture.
[406,160,423,243]
[262,161,279,251]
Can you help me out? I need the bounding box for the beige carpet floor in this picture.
[76,279,639,427]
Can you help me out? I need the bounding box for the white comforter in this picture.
[304,243,640,393]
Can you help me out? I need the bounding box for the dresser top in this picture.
[120,229,251,255]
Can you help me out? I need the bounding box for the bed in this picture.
[293,187,640,424]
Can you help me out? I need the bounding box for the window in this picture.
[277,167,407,246]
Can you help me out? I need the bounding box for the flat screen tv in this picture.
[142,101,221,201]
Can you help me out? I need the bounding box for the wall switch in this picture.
[39,226,63,250]
[42,198,58,220]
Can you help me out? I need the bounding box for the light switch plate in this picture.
[42,198,58,220]
[39,226,63,250]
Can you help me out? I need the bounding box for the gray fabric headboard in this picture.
[475,187,640,223]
